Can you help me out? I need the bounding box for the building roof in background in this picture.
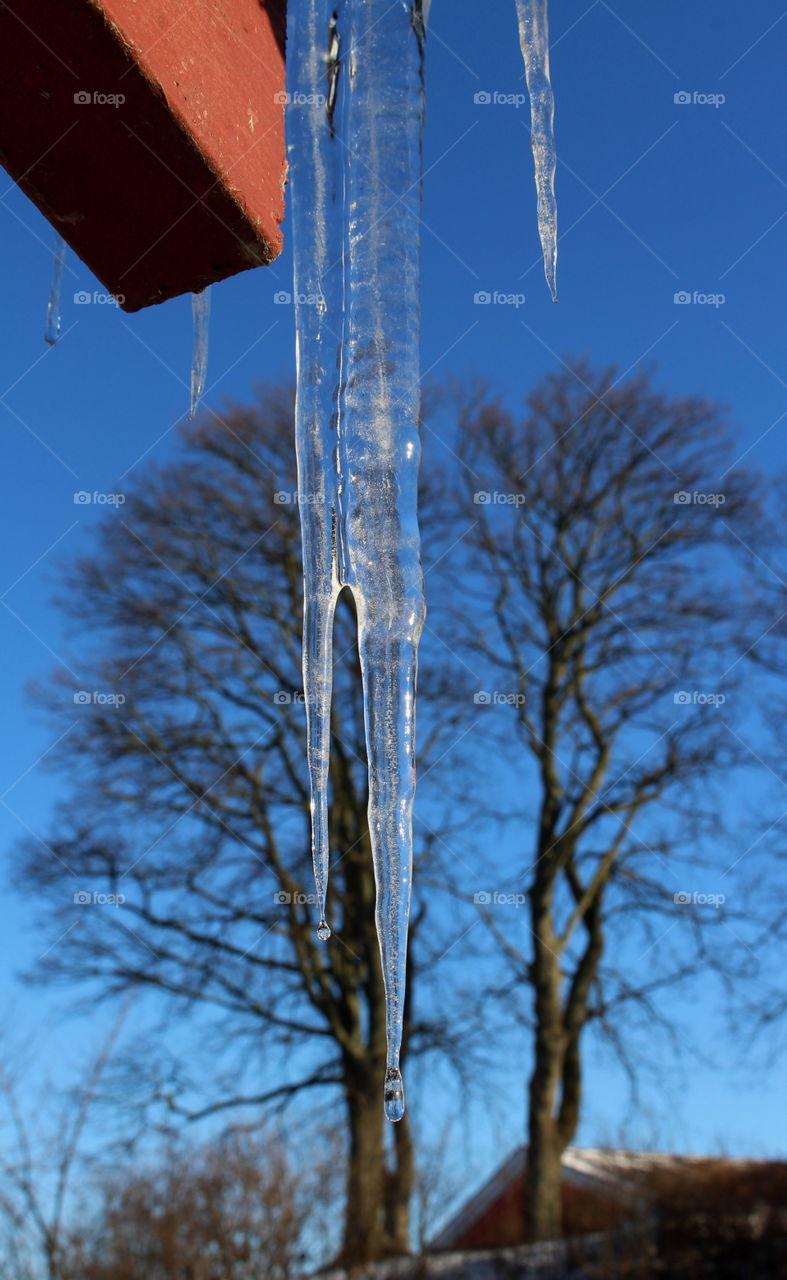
[431,1145,780,1251]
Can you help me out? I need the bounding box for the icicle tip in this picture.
[384,1067,405,1123]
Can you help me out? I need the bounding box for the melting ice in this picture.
[44,232,67,346]
[189,288,211,419]
[286,0,556,1120]
[515,0,558,300]
[287,0,427,1122]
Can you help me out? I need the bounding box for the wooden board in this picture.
[0,0,287,311]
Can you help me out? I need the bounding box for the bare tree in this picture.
[14,387,470,1267]
[725,484,787,1045]
[59,1127,336,1280]
[445,361,769,1240]
[16,365,763,1256]
[0,1007,129,1280]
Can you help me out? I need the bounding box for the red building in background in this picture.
[432,1145,787,1254]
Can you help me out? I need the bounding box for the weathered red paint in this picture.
[0,0,287,311]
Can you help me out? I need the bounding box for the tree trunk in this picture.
[526,890,566,1243]
[525,896,594,1241]
[526,1030,565,1242]
[339,1065,386,1265]
[384,1108,414,1255]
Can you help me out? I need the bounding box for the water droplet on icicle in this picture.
[317,919,331,941]
[514,0,558,300]
[189,287,211,419]
[44,233,67,346]
[384,1067,405,1123]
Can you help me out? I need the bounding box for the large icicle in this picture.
[189,288,211,419]
[515,0,558,300]
[287,0,426,1122]
[344,0,426,1126]
[44,232,67,346]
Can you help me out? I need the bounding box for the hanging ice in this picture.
[189,288,211,419]
[287,0,427,1122]
[515,0,558,300]
[44,232,67,346]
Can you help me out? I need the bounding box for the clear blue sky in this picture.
[0,0,786,1208]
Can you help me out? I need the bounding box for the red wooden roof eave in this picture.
[0,0,288,312]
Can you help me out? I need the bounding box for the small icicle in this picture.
[44,233,67,346]
[189,288,211,419]
[514,0,558,300]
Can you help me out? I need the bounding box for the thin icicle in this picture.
[287,0,427,1122]
[44,233,67,346]
[189,288,211,419]
[287,0,342,952]
[515,0,558,300]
